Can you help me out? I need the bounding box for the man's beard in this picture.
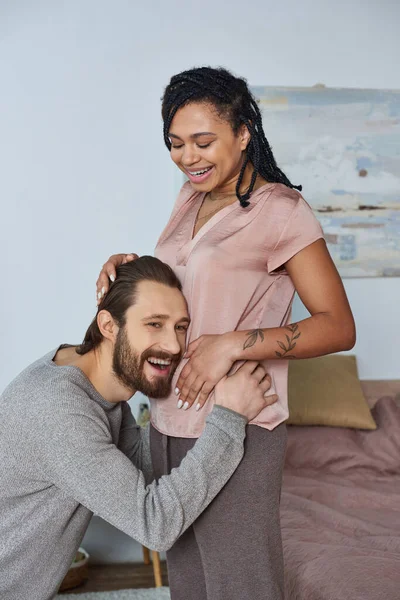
[112,327,181,399]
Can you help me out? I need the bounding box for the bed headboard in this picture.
[361,380,400,408]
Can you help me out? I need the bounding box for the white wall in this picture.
[1,0,399,563]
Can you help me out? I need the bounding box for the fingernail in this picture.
[109,275,115,283]
[101,286,106,296]
[183,401,189,411]
[174,387,180,395]
[196,403,201,412]
[177,399,183,409]
[97,291,102,300]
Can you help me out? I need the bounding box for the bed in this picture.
[281,380,400,600]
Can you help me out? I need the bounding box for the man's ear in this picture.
[97,310,118,343]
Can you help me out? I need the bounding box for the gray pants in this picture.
[150,422,287,600]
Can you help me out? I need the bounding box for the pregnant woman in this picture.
[96,66,356,600]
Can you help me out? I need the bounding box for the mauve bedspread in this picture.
[281,397,400,600]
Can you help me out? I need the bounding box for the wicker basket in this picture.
[58,548,89,592]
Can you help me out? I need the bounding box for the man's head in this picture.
[76,257,189,398]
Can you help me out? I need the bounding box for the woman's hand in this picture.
[176,333,274,412]
[176,334,235,410]
[96,253,139,304]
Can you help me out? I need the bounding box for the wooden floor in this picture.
[60,562,169,594]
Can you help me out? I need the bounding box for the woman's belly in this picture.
[149,358,290,438]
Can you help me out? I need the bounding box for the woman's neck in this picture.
[210,164,267,201]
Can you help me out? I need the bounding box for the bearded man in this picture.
[0,256,273,600]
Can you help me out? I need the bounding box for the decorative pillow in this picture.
[287,354,377,429]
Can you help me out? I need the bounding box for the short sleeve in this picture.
[267,196,324,274]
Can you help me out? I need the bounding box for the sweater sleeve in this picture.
[117,402,153,485]
[38,392,246,552]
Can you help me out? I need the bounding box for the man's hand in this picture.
[215,361,278,422]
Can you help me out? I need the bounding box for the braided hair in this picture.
[162,66,301,208]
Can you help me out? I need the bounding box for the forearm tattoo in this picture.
[275,323,301,359]
[243,329,265,350]
[242,324,301,358]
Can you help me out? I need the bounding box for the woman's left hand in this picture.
[175,334,237,411]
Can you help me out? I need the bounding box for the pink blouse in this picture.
[151,181,324,438]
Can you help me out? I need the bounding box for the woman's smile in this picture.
[184,165,215,184]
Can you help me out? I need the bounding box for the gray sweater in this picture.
[0,349,247,600]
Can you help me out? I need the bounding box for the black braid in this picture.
[161,66,302,208]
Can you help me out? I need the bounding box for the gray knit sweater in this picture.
[0,349,247,600]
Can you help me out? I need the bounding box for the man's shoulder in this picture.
[1,348,94,413]
[1,349,53,398]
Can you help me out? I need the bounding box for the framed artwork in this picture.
[252,85,400,277]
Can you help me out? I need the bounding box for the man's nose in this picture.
[161,331,182,356]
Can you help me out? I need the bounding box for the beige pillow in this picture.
[287,354,377,429]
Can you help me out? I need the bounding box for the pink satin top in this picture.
[151,181,324,438]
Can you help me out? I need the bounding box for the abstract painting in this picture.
[252,85,400,277]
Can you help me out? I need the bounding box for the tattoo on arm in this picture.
[243,329,265,350]
[275,323,301,359]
